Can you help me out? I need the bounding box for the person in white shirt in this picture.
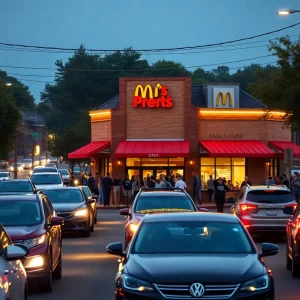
[175,175,187,190]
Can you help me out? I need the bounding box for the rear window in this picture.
[135,195,195,213]
[246,190,294,204]
[0,181,34,192]
[33,168,57,173]
[43,189,84,203]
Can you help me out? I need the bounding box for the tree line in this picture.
[0,37,299,158]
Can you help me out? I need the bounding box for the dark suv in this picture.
[0,193,64,292]
[120,188,208,247]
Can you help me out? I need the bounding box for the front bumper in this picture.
[61,217,89,232]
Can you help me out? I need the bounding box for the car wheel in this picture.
[40,253,53,292]
[292,247,300,278]
[286,242,292,270]
[82,220,91,237]
[94,211,97,224]
[24,282,28,300]
[52,249,62,280]
[90,220,94,232]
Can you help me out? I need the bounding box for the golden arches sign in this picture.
[134,85,153,98]
[215,92,233,107]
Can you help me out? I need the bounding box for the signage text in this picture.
[133,83,173,108]
[207,133,243,139]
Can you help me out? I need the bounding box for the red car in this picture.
[120,188,208,248]
[0,193,64,292]
[285,202,300,277]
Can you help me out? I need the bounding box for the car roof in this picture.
[143,212,240,223]
[43,186,80,190]
[0,179,31,182]
[247,185,290,191]
[31,172,60,175]
[0,194,37,201]
[139,191,188,197]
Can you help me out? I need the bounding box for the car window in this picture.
[246,190,293,204]
[0,181,34,192]
[133,221,254,254]
[43,189,84,203]
[0,226,10,257]
[31,174,62,185]
[33,168,57,173]
[134,195,195,213]
[82,187,91,197]
[0,200,42,226]
[59,169,69,175]
[0,172,9,177]
[42,199,51,222]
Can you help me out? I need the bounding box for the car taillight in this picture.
[239,204,258,212]
[285,203,298,210]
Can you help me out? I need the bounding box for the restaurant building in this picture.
[68,77,300,195]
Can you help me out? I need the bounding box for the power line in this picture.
[0,22,299,52]
[0,54,274,73]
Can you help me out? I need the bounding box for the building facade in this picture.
[68,77,300,196]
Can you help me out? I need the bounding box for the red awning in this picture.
[200,140,277,158]
[68,141,110,159]
[115,140,190,158]
[269,140,300,158]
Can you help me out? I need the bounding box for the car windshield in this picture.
[246,190,294,204]
[0,181,34,192]
[59,169,69,175]
[24,159,31,163]
[135,195,195,213]
[82,187,91,197]
[33,168,57,173]
[133,221,254,254]
[73,167,80,172]
[0,172,9,177]
[43,189,84,203]
[31,174,62,185]
[0,200,42,226]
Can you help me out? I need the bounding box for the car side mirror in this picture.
[49,216,64,226]
[283,206,296,215]
[106,242,126,257]
[260,243,279,258]
[120,208,130,216]
[88,199,95,204]
[196,206,209,212]
[5,245,29,261]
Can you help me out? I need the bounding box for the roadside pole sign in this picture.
[32,132,41,139]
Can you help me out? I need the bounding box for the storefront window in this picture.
[200,157,245,189]
[99,158,109,176]
[141,158,168,166]
[126,158,141,167]
[127,169,140,180]
[169,158,185,166]
[269,158,279,177]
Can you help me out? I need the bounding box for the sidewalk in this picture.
[96,203,233,210]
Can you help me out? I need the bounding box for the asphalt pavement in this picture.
[26,208,300,300]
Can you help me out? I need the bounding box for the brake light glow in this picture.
[239,204,258,211]
[285,203,298,210]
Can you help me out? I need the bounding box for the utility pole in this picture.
[31,135,35,171]
[14,136,18,179]
[45,130,48,162]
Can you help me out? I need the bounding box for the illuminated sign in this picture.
[133,83,173,108]
[216,92,233,107]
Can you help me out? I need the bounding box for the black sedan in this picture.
[42,187,95,237]
[107,212,278,300]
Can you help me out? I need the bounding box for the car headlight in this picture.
[24,255,44,268]
[74,208,88,217]
[74,179,79,185]
[10,167,13,171]
[29,170,33,175]
[22,234,46,248]
[240,274,269,292]
[120,274,153,292]
[129,223,138,233]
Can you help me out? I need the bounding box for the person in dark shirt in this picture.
[122,174,132,206]
[102,173,112,206]
[112,174,122,206]
[240,176,252,188]
[213,177,230,213]
[87,173,95,192]
[147,175,156,188]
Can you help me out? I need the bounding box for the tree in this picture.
[0,84,22,158]
[249,37,300,129]
[144,60,190,77]
[0,71,35,109]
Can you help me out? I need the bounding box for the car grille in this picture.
[154,283,240,299]
[12,240,23,245]
[56,211,74,218]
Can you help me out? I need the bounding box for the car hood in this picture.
[4,225,44,241]
[35,183,63,189]
[52,202,86,212]
[125,254,264,284]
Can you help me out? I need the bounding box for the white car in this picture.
[30,172,63,189]
[0,171,11,181]
[0,224,28,299]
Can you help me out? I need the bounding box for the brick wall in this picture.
[246,158,269,184]
[91,121,111,141]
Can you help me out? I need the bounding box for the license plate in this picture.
[265,210,278,216]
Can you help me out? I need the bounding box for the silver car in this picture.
[0,224,28,299]
[0,171,11,181]
[231,184,297,236]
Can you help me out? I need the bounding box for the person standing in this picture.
[175,175,187,190]
[192,171,202,205]
[292,172,300,203]
[98,175,104,205]
[87,173,95,192]
[102,173,112,207]
[122,174,132,206]
[240,176,252,188]
[147,175,156,188]
[132,175,140,198]
[94,172,99,195]
[112,174,121,206]
[213,177,230,213]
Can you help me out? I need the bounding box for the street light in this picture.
[277,9,300,15]
[5,83,12,86]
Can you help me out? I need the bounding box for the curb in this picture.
[96,204,232,210]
